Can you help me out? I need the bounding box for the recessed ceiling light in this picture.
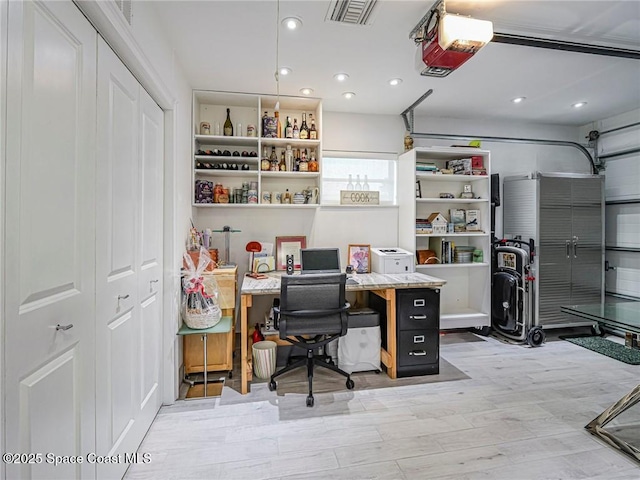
[300,87,314,96]
[279,67,292,76]
[512,96,526,103]
[572,102,587,108]
[334,73,349,82]
[282,17,302,30]
[389,78,403,86]
[342,92,356,99]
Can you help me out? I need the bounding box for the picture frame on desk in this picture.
[275,236,307,271]
[348,244,371,273]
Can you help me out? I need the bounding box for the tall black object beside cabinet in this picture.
[373,288,440,377]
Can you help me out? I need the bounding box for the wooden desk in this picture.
[239,272,446,394]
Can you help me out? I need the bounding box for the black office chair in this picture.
[268,273,354,407]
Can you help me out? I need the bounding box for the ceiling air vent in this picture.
[326,0,379,26]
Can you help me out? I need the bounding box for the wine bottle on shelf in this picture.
[262,111,269,137]
[279,151,286,171]
[355,174,362,190]
[308,149,318,172]
[299,148,308,172]
[292,118,300,139]
[269,146,278,171]
[309,115,318,140]
[285,116,293,138]
[294,148,301,171]
[274,111,281,138]
[261,146,270,171]
[347,174,354,190]
[223,108,233,136]
[299,113,309,140]
[363,174,370,190]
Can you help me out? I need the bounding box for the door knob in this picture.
[56,323,73,331]
[117,294,130,300]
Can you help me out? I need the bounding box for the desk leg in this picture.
[203,334,208,398]
[386,288,397,379]
[241,294,252,394]
[372,288,397,379]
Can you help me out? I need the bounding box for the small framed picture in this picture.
[275,236,307,270]
[348,244,371,273]
[416,180,422,198]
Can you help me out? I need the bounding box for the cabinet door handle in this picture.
[409,350,426,356]
[566,240,571,258]
[409,314,427,320]
[56,323,73,331]
[573,236,579,258]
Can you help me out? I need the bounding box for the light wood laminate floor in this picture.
[126,332,640,479]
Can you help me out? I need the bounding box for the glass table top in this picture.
[561,301,640,333]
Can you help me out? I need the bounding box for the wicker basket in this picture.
[183,304,221,329]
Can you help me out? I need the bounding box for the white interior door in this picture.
[95,36,141,480]
[95,36,164,479]
[4,1,96,479]
[136,86,164,433]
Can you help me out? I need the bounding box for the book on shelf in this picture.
[416,163,438,172]
[449,208,466,232]
[466,209,481,231]
[432,238,455,264]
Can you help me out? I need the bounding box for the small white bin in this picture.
[338,309,381,374]
[252,341,277,379]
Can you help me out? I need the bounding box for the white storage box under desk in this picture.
[338,309,381,374]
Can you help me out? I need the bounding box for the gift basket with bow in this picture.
[182,247,222,329]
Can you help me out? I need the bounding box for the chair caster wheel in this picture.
[268,380,276,391]
[306,396,314,407]
[346,378,355,390]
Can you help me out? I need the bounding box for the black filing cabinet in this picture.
[373,288,440,377]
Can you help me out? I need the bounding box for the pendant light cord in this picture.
[275,0,280,111]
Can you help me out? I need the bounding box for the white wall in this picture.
[580,108,640,299]
[193,111,595,326]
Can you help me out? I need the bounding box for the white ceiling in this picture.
[152,0,640,126]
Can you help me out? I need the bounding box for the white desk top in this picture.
[240,271,446,295]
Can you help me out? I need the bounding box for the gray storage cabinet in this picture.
[503,172,604,328]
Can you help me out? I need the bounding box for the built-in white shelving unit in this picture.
[398,147,492,330]
[192,90,322,207]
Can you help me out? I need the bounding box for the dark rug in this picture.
[562,335,640,365]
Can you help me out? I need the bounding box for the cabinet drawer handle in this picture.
[56,323,73,331]
[409,350,426,356]
[414,299,425,307]
[409,314,427,320]
[413,335,425,343]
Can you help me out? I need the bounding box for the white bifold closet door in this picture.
[4,1,97,479]
[95,37,164,480]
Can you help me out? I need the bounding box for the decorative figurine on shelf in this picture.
[404,132,414,152]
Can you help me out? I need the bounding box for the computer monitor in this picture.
[300,248,341,274]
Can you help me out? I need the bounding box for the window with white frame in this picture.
[321,151,397,205]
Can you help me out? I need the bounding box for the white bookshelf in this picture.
[398,147,491,330]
